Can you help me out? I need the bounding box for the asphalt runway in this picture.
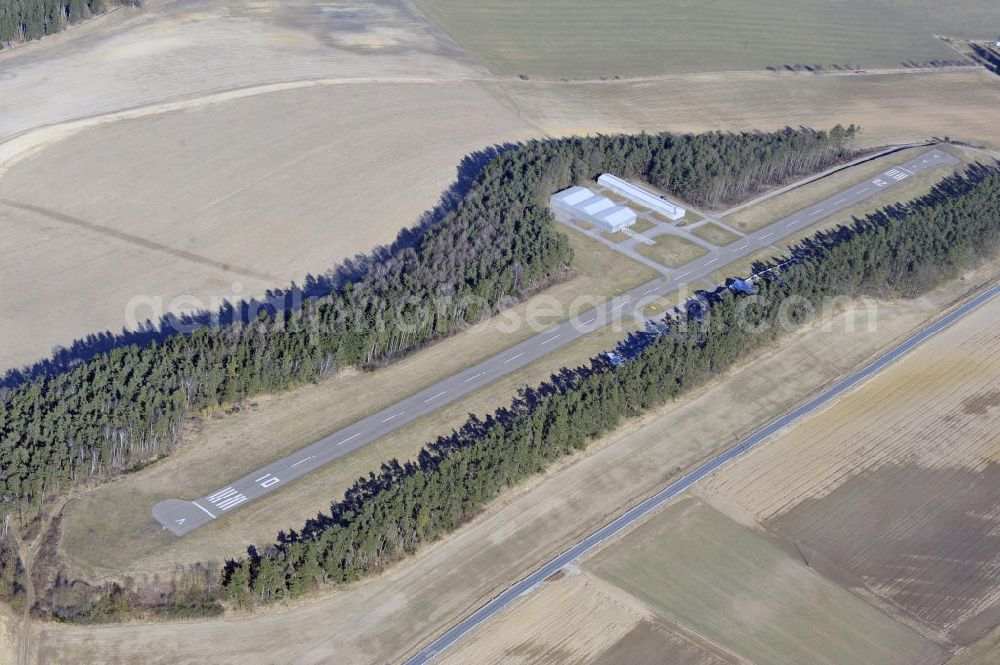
[403,279,1000,664]
[152,148,959,536]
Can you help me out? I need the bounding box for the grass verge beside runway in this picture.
[635,236,709,268]
[691,222,741,246]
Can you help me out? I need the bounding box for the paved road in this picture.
[403,280,1000,664]
[152,148,959,535]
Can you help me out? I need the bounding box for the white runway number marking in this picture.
[872,177,889,188]
[256,473,281,488]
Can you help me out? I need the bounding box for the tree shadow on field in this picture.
[0,142,523,393]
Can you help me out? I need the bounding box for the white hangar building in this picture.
[597,174,686,220]
[550,186,637,232]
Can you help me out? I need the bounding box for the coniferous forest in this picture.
[220,165,1000,605]
[0,0,137,45]
[0,127,859,514]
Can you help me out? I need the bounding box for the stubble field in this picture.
[702,293,1000,650]
[0,79,534,371]
[413,0,999,78]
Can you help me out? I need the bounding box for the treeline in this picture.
[0,535,26,613]
[0,0,136,46]
[220,165,1000,605]
[0,127,855,514]
[35,563,223,623]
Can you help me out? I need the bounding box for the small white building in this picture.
[550,186,637,232]
[597,174,686,220]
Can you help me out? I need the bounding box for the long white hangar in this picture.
[597,173,686,220]
[550,186,637,232]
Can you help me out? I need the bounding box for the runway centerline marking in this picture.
[192,501,216,519]
[580,317,596,325]
[731,244,748,253]
[423,390,448,403]
[833,198,846,204]
[809,209,824,216]
[705,258,718,265]
[464,372,486,382]
[610,303,627,311]
[541,334,561,344]
[678,271,690,278]
[290,456,314,468]
[642,288,655,295]
[382,412,405,423]
[501,353,525,365]
[858,186,870,193]
[337,432,362,446]
[760,232,773,239]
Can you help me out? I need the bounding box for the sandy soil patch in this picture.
[0,80,533,371]
[589,497,945,665]
[30,261,997,665]
[702,294,1000,649]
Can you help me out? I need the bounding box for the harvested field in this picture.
[0,0,483,139]
[948,625,1000,665]
[437,570,732,665]
[635,235,709,268]
[590,497,946,665]
[702,293,1000,649]
[0,80,534,371]
[413,0,998,78]
[31,260,999,665]
[490,69,1000,151]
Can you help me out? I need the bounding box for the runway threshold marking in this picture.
[337,432,362,446]
[192,501,216,519]
[424,390,449,403]
[502,353,525,365]
[207,488,236,502]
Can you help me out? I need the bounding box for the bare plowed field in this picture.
[703,294,1000,649]
[589,498,945,665]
